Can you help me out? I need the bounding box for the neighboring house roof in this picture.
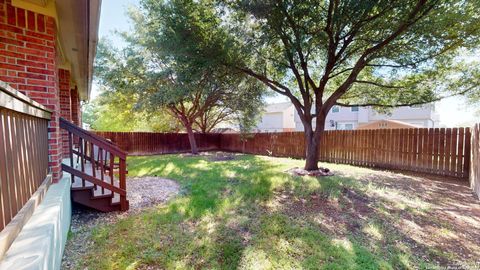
[357,120,418,130]
[367,104,438,121]
[264,102,293,113]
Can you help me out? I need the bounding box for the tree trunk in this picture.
[304,117,326,171]
[185,124,199,154]
[304,126,320,170]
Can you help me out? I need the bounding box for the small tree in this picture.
[155,72,263,154]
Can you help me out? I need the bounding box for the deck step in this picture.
[64,148,125,212]
[60,117,128,212]
[71,188,124,212]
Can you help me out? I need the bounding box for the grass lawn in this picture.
[75,153,480,269]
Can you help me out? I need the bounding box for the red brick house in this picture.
[1,0,99,181]
[0,0,127,268]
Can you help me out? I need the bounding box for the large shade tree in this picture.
[95,1,265,154]
[212,0,480,170]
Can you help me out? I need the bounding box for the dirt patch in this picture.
[180,151,235,156]
[285,166,334,177]
[126,177,180,210]
[208,152,238,162]
[180,152,211,157]
[180,151,242,161]
[276,169,480,267]
[62,177,180,270]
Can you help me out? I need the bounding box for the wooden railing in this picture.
[60,118,128,211]
[0,82,51,231]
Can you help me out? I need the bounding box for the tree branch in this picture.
[336,85,478,108]
[323,0,433,114]
[278,1,317,90]
[354,80,404,89]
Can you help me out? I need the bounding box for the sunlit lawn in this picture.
[76,154,479,269]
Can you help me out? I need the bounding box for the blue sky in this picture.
[97,0,138,48]
[93,0,478,127]
[91,0,138,99]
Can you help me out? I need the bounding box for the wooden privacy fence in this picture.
[221,128,471,178]
[321,128,471,178]
[0,82,51,231]
[471,124,480,195]
[94,131,220,155]
[220,132,306,158]
[95,127,472,179]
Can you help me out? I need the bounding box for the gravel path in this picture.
[62,177,180,269]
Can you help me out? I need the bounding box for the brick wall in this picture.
[0,0,62,181]
[70,85,81,127]
[58,68,71,157]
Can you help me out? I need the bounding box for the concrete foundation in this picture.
[0,174,71,270]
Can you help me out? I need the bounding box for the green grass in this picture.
[76,154,448,269]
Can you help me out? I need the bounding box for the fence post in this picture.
[119,157,128,211]
[470,124,479,198]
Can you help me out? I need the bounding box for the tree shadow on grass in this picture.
[79,155,480,269]
[237,212,389,270]
[83,155,283,268]
[337,165,480,264]
[274,166,480,268]
[124,155,407,268]
[83,156,395,268]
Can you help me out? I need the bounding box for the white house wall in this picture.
[255,103,297,132]
[283,105,296,130]
[294,104,439,131]
[257,112,284,132]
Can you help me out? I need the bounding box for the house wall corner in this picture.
[0,0,62,181]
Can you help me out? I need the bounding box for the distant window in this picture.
[329,120,335,127]
[336,123,354,130]
[351,106,359,112]
[332,106,339,113]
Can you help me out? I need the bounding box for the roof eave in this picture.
[56,0,101,101]
[86,0,101,101]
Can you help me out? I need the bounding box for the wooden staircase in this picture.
[60,118,129,212]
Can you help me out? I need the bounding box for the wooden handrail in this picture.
[62,165,127,196]
[60,118,126,158]
[60,117,128,211]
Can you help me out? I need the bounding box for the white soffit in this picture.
[56,0,101,101]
